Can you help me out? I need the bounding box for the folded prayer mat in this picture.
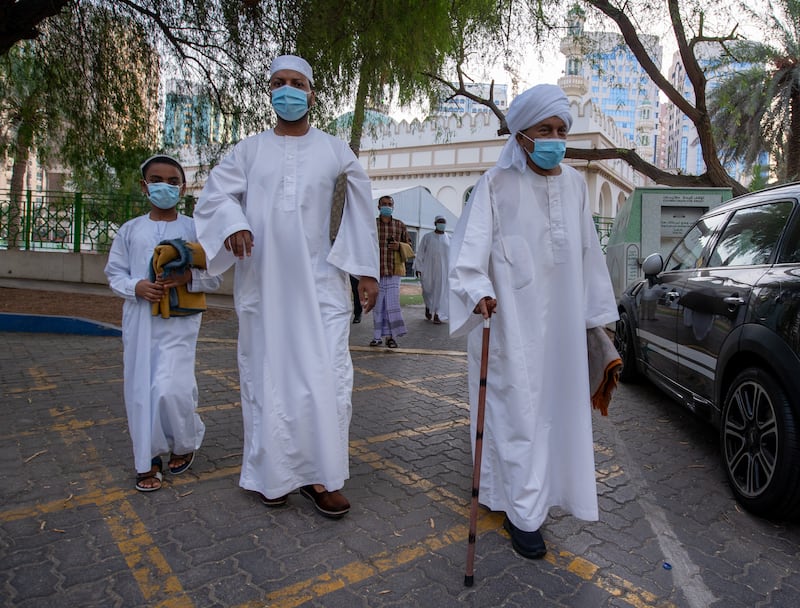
[393,241,416,275]
[587,326,623,416]
[149,238,208,318]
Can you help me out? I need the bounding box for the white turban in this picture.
[497,84,573,172]
[269,55,314,86]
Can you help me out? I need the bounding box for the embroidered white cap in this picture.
[269,55,314,86]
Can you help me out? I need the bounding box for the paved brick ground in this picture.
[2,300,799,607]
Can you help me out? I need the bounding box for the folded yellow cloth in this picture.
[393,241,415,276]
[150,239,208,318]
[587,326,622,416]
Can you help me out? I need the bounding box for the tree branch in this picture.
[567,147,746,195]
[586,0,696,120]
[425,63,508,133]
[0,0,70,54]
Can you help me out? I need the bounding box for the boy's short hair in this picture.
[140,154,186,183]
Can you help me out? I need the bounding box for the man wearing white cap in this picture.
[194,55,379,518]
[448,84,618,558]
[414,215,450,324]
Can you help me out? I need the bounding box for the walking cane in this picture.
[464,316,491,587]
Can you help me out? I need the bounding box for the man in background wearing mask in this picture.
[370,195,411,348]
[448,85,617,560]
[105,155,222,492]
[194,55,379,519]
[414,215,450,325]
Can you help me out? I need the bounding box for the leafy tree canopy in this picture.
[4,0,798,196]
[708,0,800,183]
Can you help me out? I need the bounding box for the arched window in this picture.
[463,186,474,206]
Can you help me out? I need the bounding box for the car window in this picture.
[666,213,727,271]
[777,207,800,263]
[707,201,793,267]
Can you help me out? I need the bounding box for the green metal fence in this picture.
[594,215,614,254]
[0,190,194,253]
[1,188,615,254]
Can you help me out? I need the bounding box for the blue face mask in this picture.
[146,182,181,209]
[435,222,446,231]
[521,134,566,170]
[379,206,393,217]
[271,85,310,121]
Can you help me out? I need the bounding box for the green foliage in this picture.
[0,42,57,165]
[289,0,505,152]
[0,6,161,197]
[1,1,285,193]
[45,6,161,193]
[709,0,800,182]
[748,165,769,192]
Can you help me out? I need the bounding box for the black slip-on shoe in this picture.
[503,516,547,559]
[256,492,288,507]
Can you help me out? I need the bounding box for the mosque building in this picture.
[353,6,656,225]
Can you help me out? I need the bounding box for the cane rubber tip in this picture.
[464,575,474,587]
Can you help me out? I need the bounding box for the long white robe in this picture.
[448,164,618,532]
[413,231,451,320]
[105,214,222,474]
[193,127,379,498]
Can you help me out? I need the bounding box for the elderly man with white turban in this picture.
[194,55,379,518]
[449,84,618,559]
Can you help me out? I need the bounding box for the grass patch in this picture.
[401,294,424,306]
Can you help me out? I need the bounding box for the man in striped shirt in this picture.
[371,195,411,348]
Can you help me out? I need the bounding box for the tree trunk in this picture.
[348,68,370,158]
[7,122,33,249]
[786,87,800,183]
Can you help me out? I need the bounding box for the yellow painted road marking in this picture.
[235,518,492,608]
[0,465,241,523]
[6,366,57,393]
[3,352,676,608]
[46,403,195,607]
[354,367,468,410]
[351,345,467,357]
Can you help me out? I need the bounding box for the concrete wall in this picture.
[0,250,235,295]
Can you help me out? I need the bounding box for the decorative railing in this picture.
[594,215,614,253]
[0,190,195,253]
[1,188,615,255]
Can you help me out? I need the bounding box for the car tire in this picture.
[614,311,639,383]
[720,367,800,519]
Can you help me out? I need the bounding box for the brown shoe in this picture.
[299,485,350,518]
[256,492,288,507]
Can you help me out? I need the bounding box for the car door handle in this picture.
[723,296,746,306]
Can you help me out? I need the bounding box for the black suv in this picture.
[614,182,800,519]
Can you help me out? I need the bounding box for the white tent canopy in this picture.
[372,186,458,234]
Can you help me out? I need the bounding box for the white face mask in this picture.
[435,222,446,231]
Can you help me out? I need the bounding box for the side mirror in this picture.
[641,253,663,286]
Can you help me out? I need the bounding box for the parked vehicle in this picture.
[614,182,800,519]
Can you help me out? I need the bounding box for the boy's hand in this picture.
[157,267,191,289]
[135,279,164,303]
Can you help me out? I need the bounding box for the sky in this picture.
[388,1,772,122]
[389,45,564,122]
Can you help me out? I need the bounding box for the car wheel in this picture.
[614,311,639,383]
[721,367,800,519]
